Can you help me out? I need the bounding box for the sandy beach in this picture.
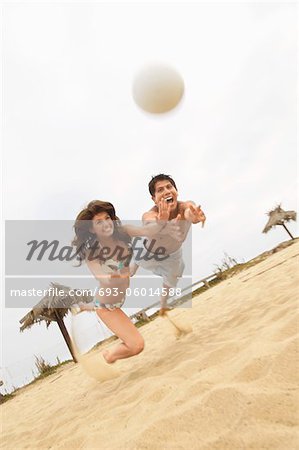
[2,241,299,450]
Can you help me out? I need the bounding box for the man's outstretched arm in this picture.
[123,219,181,240]
[123,200,182,239]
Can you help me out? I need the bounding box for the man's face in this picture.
[152,180,178,211]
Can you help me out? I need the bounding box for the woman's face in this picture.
[90,211,114,239]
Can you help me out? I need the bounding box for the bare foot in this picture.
[159,307,171,317]
[102,349,115,364]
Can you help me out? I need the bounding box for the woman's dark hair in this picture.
[72,200,131,265]
[148,174,177,196]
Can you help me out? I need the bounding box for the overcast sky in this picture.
[1,2,297,390]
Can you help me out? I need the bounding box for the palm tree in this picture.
[263,204,297,240]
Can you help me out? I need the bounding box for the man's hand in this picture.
[156,200,183,240]
[157,199,171,221]
[185,204,206,226]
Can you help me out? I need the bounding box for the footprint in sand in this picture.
[164,313,193,339]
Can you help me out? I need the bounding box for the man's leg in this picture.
[159,283,173,315]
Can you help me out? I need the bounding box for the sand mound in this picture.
[2,241,299,449]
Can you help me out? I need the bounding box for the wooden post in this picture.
[54,310,78,363]
[281,223,295,240]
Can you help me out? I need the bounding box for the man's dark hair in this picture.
[148,174,177,196]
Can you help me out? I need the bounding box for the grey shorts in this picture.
[133,242,185,288]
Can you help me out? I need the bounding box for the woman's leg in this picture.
[96,308,144,363]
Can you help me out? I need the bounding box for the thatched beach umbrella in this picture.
[19,283,93,362]
[263,205,297,239]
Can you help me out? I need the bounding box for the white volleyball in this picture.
[132,64,184,114]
